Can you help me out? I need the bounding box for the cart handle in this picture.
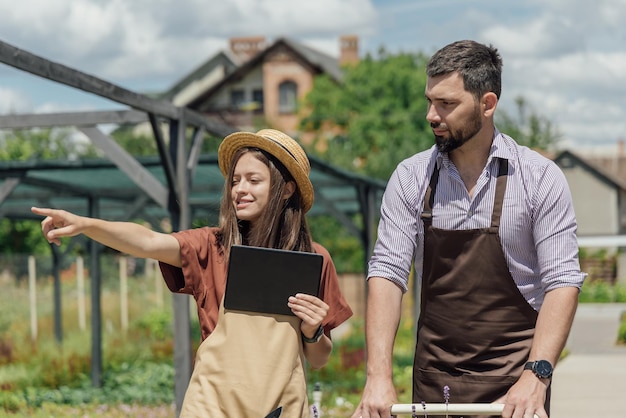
[390,403,539,417]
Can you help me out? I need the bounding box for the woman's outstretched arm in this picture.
[31,207,182,267]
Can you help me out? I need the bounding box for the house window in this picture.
[252,89,264,110]
[230,89,245,109]
[278,81,297,113]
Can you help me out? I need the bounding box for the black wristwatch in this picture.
[524,360,553,379]
[302,325,324,343]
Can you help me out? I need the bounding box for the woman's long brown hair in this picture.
[216,147,313,261]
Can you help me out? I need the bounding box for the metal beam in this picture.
[0,39,235,137]
[315,189,361,238]
[78,126,169,208]
[0,110,148,129]
[149,113,179,200]
[88,196,103,388]
[169,116,193,417]
[578,236,626,247]
[0,178,21,206]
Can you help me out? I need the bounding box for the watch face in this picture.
[534,360,553,378]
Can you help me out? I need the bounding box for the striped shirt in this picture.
[368,130,586,310]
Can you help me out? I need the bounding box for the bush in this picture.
[619,313,626,345]
[579,281,626,303]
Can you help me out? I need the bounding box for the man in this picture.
[352,40,586,418]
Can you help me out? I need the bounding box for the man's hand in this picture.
[351,376,397,418]
[495,371,549,418]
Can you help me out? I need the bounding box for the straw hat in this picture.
[218,129,314,212]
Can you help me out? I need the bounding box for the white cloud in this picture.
[0,86,32,113]
[0,0,624,152]
[0,0,376,82]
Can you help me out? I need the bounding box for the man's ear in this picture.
[482,92,498,117]
[283,181,296,200]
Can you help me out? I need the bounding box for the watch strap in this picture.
[302,325,324,343]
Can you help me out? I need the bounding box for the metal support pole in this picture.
[51,243,63,345]
[88,196,103,388]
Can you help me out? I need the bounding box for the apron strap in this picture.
[421,163,440,225]
[490,158,509,229]
[422,158,509,228]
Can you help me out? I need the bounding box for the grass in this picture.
[0,255,383,417]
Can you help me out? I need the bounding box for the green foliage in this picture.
[496,96,561,151]
[0,390,27,413]
[0,219,52,256]
[578,281,626,303]
[301,51,433,180]
[306,317,415,414]
[134,309,173,341]
[2,362,174,411]
[0,128,98,161]
[110,126,223,156]
[619,313,626,344]
[308,215,364,273]
[0,128,98,257]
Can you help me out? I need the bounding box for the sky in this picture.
[0,0,625,155]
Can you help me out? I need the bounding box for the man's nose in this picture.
[426,104,440,123]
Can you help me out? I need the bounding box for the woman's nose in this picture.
[235,180,247,193]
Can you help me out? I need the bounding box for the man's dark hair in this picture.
[426,40,503,100]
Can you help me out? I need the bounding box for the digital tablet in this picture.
[224,245,323,316]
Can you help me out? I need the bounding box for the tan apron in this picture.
[180,298,309,417]
[414,158,549,417]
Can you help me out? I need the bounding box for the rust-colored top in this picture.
[159,226,353,341]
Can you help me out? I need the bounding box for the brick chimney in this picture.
[229,36,267,61]
[339,35,359,66]
[618,138,624,156]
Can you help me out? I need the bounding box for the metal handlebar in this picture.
[390,403,539,417]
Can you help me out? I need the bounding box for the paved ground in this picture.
[549,303,626,418]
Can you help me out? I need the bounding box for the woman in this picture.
[32,128,353,417]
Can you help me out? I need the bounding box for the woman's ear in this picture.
[283,181,296,200]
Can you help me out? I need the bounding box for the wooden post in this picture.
[77,256,86,331]
[120,256,128,331]
[28,255,37,343]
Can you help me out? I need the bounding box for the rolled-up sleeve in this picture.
[367,162,424,293]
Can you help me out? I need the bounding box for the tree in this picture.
[300,50,433,180]
[111,125,224,156]
[301,52,561,182]
[0,128,100,255]
[0,127,98,161]
[496,96,561,151]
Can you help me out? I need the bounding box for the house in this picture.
[553,140,626,283]
[159,35,359,136]
[554,143,626,237]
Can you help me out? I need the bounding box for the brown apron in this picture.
[180,298,309,418]
[413,158,550,417]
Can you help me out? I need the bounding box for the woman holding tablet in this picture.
[32,128,353,417]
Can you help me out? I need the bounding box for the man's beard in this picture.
[433,105,483,153]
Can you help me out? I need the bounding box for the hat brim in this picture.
[218,131,314,212]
